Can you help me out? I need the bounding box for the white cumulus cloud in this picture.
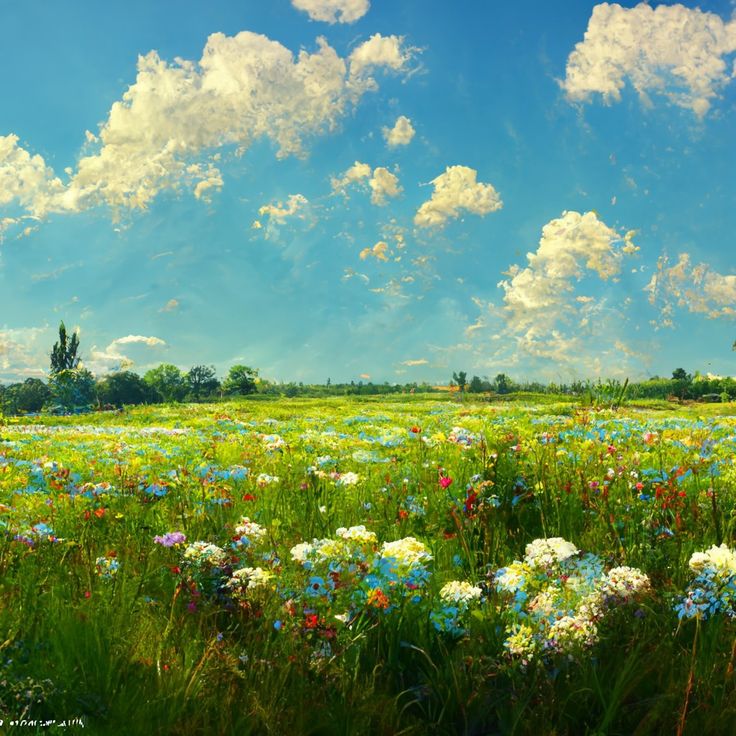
[490,210,642,371]
[331,160,372,194]
[383,115,415,147]
[349,33,412,77]
[369,167,402,205]
[0,135,66,225]
[89,335,167,375]
[561,2,736,117]
[1,31,413,224]
[414,165,502,229]
[291,0,370,24]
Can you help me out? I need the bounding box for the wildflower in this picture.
[226,567,274,600]
[95,555,119,580]
[524,537,579,569]
[379,537,433,568]
[234,517,267,542]
[154,531,186,547]
[183,541,228,568]
[504,624,536,659]
[335,525,377,544]
[439,580,483,606]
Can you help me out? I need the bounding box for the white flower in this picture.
[548,615,599,652]
[335,471,360,486]
[256,473,280,486]
[234,517,267,541]
[290,542,315,563]
[183,541,229,568]
[439,580,483,605]
[689,544,736,575]
[335,525,377,544]
[599,566,650,601]
[380,537,432,567]
[226,567,274,599]
[524,537,579,569]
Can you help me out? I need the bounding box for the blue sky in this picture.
[1,0,735,384]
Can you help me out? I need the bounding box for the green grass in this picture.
[0,397,735,734]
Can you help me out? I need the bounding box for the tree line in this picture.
[0,323,733,415]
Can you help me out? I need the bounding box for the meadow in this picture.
[1,394,735,735]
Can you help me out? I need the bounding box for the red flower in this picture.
[439,476,453,489]
[304,613,319,629]
[410,426,421,434]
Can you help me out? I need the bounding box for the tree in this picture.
[223,365,259,396]
[144,364,187,402]
[671,368,691,382]
[186,365,220,401]
[494,373,511,394]
[48,368,96,412]
[468,375,484,393]
[452,371,467,393]
[97,371,157,407]
[50,322,80,374]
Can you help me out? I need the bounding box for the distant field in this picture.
[1,397,735,734]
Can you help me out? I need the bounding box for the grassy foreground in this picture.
[1,395,735,735]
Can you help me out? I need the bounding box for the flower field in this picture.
[1,395,736,735]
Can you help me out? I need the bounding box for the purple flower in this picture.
[154,531,187,547]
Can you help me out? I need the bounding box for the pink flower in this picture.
[439,476,453,489]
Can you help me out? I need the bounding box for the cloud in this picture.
[0,135,65,232]
[258,194,309,224]
[383,115,415,147]
[414,165,502,229]
[369,167,402,205]
[645,253,736,326]
[0,326,51,381]
[291,0,370,24]
[561,2,736,117]
[499,211,632,336]
[349,33,413,77]
[160,298,180,313]
[359,241,390,261]
[88,334,167,375]
[465,210,646,374]
[331,160,372,194]
[331,162,401,205]
[400,358,428,366]
[2,32,413,223]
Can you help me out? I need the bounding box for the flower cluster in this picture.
[225,567,275,602]
[431,580,484,635]
[675,544,736,620]
[183,541,229,570]
[95,555,119,580]
[495,537,649,660]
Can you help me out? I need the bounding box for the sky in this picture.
[1,0,735,385]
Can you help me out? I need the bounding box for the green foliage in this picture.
[2,398,736,732]
[494,373,512,394]
[144,363,187,403]
[48,367,96,412]
[96,371,159,408]
[49,321,80,374]
[452,370,467,392]
[185,364,220,400]
[222,364,258,396]
[0,377,51,415]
